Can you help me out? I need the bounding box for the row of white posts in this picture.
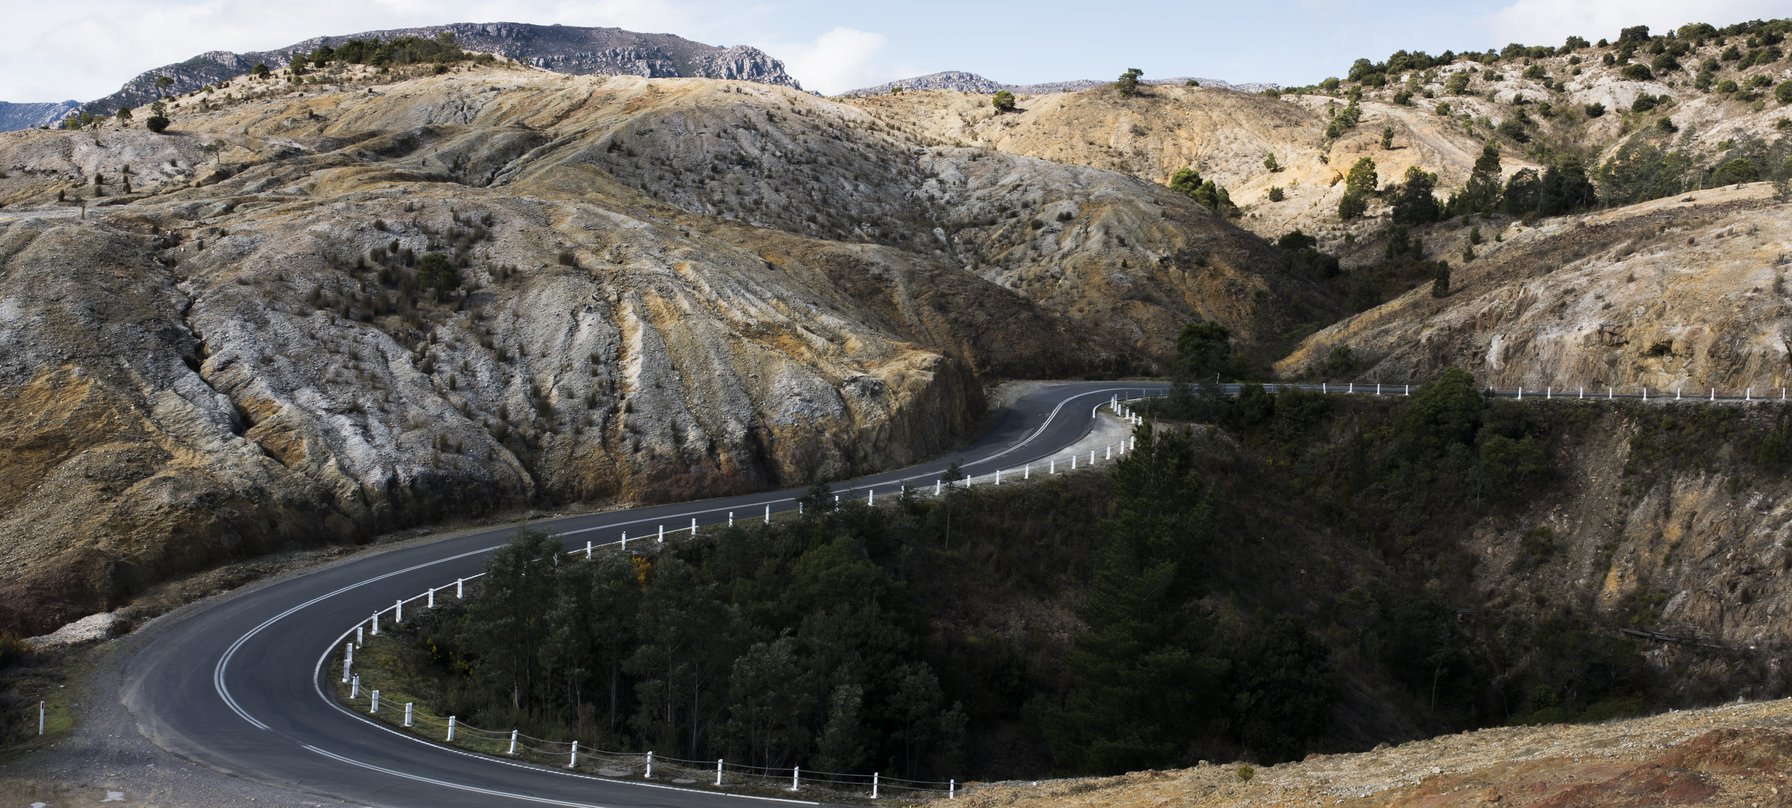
[329,395,1163,798]
[1301,381,1790,403]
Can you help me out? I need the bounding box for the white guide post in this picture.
[658,524,664,543]
[951,779,957,799]
[586,540,593,559]
[455,578,463,599]
[872,772,880,799]
[765,504,771,524]
[1106,445,1111,460]
[427,588,435,609]
[690,517,697,536]
[1050,459,1056,474]
[935,479,942,495]
[371,612,380,636]
[1071,455,1077,470]
[729,512,734,527]
[404,702,413,727]
[646,751,654,779]
[621,531,628,550]
[447,716,456,742]
[716,759,724,786]
[792,766,800,792]
[356,626,363,647]
[869,489,875,505]
[507,729,518,756]
[568,741,579,769]
[995,469,1001,485]
[395,599,403,624]
[1517,387,1523,400]
[370,690,379,713]
[343,643,353,683]
[350,674,360,699]
[1024,464,1030,480]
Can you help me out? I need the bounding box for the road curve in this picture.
[120,381,1165,808]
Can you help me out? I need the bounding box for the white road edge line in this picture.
[218,384,1154,801]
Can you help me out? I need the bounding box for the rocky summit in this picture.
[65,22,799,131]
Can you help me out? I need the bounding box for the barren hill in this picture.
[0,57,1331,633]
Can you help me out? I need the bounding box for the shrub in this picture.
[145,116,170,133]
[1267,186,1285,202]
[991,90,1017,112]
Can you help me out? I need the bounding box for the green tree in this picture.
[1175,321,1232,381]
[1338,192,1368,220]
[145,115,170,134]
[1044,427,1225,774]
[1346,157,1379,197]
[811,683,870,772]
[992,90,1017,112]
[725,637,816,768]
[1499,168,1542,217]
[252,63,270,79]
[1537,157,1599,216]
[461,530,565,711]
[627,554,745,756]
[1391,166,1441,225]
[1380,125,1395,150]
[1263,152,1281,172]
[115,106,133,123]
[1777,81,1792,105]
[1116,68,1144,97]
[1167,168,1234,214]
[416,252,461,300]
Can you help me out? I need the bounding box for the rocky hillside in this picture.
[75,22,799,125]
[846,21,1792,389]
[1276,182,1792,388]
[0,101,80,132]
[0,57,1331,635]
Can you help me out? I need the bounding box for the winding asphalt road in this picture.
[120,381,1166,808]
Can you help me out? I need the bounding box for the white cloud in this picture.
[0,0,698,102]
[1486,0,1790,45]
[769,27,894,95]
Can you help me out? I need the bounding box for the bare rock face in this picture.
[1277,184,1792,391]
[0,63,1327,632]
[76,23,800,127]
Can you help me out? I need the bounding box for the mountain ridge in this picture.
[840,70,1278,97]
[55,22,798,129]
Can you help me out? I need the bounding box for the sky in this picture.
[2,0,1789,102]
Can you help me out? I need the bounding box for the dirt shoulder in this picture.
[940,697,1792,808]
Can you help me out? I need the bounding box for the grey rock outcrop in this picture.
[82,23,798,119]
[0,100,81,131]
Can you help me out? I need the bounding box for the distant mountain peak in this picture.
[69,22,799,125]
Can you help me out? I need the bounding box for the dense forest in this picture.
[377,371,1792,779]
